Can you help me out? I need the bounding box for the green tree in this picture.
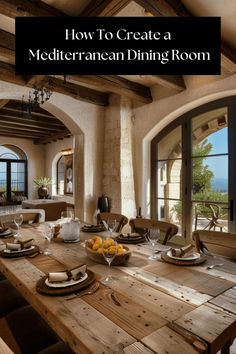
[192,139,214,194]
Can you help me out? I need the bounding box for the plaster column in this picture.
[103,94,136,218]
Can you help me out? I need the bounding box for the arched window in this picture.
[0,145,27,202]
[151,97,236,241]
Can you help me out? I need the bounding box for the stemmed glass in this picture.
[61,210,73,222]
[14,213,23,241]
[105,219,117,238]
[43,223,53,255]
[147,228,160,260]
[101,238,117,284]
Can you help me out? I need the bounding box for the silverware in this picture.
[206,263,224,269]
[66,282,100,301]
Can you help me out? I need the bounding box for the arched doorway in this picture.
[0,144,27,201]
[151,96,236,241]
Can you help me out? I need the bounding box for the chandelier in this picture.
[22,79,53,117]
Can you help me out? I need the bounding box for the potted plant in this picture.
[33,177,52,199]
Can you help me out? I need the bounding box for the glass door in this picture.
[191,107,228,232]
[152,96,236,241]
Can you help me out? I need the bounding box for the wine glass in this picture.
[106,219,117,238]
[43,223,53,255]
[14,213,23,241]
[61,210,73,222]
[147,228,160,260]
[101,238,117,284]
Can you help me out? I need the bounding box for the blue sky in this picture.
[205,127,227,179]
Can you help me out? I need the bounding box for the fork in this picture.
[66,282,100,301]
[206,263,224,269]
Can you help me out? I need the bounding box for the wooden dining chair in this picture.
[194,203,225,231]
[0,209,45,227]
[192,229,236,254]
[0,280,28,319]
[97,212,128,233]
[5,305,59,354]
[129,218,178,245]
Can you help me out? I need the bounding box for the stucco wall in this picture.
[0,82,105,222]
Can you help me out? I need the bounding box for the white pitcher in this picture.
[60,218,80,242]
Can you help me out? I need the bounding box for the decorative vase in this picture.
[38,185,48,199]
[97,194,111,212]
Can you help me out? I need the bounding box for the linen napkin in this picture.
[170,244,194,257]
[119,233,141,238]
[6,237,34,251]
[48,264,87,283]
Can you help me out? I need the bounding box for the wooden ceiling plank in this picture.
[0,0,66,18]
[1,107,62,122]
[0,46,15,65]
[68,75,152,103]
[0,129,45,138]
[26,75,49,87]
[5,100,55,118]
[0,100,9,108]
[221,44,236,74]
[0,115,66,130]
[0,29,15,50]
[134,0,235,76]
[0,123,48,135]
[152,75,186,91]
[0,61,27,85]
[0,108,65,126]
[133,0,187,17]
[80,0,131,17]
[221,53,236,74]
[0,118,65,135]
[34,130,72,145]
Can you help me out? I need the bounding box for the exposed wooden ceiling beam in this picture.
[0,61,27,86]
[221,44,236,74]
[0,128,44,139]
[68,75,152,103]
[0,121,50,134]
[26,75,49,87]
[48,77,109,106]
[152,75,186,91]
[0,29,15,50]
[0,0,66,18]
[5,100,54,116]
[133,0,188,17]
[0,99,9,108]
[81,0,131,16]
[34,130,72,145]
[0,46,15,65]
[2,106,60,122]
[0,114,65,130]
[133,0,235,76]
[0,62,109,106]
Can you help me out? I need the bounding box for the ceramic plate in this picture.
[63,238,80,243]
[81,225,106,233]
[45,273,88,288]
[167,251,200,261]
[4,245,35,254]
[0,229,12,237]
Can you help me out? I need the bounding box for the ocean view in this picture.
[212,178,227,192]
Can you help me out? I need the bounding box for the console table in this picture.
[22,200,67,221]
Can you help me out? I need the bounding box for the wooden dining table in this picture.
[1,224,236,354]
